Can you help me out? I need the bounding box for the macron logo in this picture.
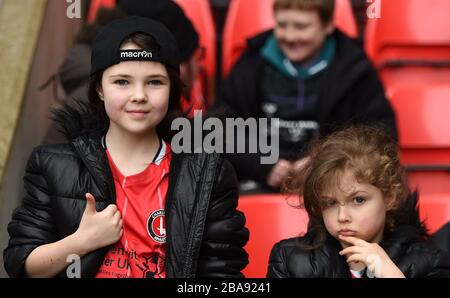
[120,50,153,59]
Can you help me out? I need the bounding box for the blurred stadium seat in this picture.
[222,0,358,76]
[238,194,308,277]
[365,0,450,87]
[87,0,116,23]
[416,189,450,234]
[387,83,450,167]
[388,82,450,234]
[409,171,450,233]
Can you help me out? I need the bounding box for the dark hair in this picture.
[274,0,335,25]
[88,32,182,141]
[284,125,411,249]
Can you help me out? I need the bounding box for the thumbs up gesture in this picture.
[74,193,123,254]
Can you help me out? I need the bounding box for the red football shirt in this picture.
[96,140,171,278]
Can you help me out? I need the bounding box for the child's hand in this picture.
[267,159,293,188]
[338,235,405,278]
[74,193,123,254]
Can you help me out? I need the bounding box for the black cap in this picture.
[117,0,199,62]
[90,16,181,75]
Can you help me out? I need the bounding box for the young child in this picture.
[267,126,450,278]
[218,0,397,190]
[4,16,248,278]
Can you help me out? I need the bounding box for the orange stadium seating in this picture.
[388,83,450,235]
[409,172,450,234]
[87,0,116,23]
[387,83,450,167]
[365,0,450,87]
[238,194,309,277]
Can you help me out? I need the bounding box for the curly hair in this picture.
[284,125,410,249]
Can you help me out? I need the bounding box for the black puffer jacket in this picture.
[4,105,249,278]
[267,194,450,278]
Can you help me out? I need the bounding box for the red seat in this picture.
[222,0,358,76]
[409,171,450,235]
[238,194,308,277]
[379,67,450,91]
[387,84,450,167]
[87,0,116,23]
[389,82,450,234]
[88,0,216,82]
[365,0,450,87]
[420,197,450,234]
